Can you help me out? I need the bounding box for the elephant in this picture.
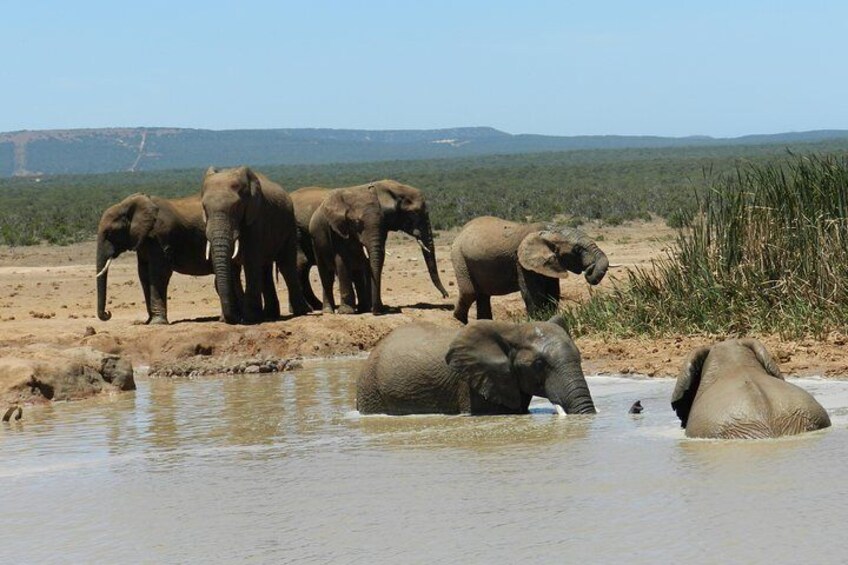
[96,193,214,324]
[201,166,310,324]
[356,315,597,415]
[450,216,610,323]
[672,339,831,439]
[305,180,449,315]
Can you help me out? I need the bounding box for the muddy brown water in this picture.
[2,358,848,563]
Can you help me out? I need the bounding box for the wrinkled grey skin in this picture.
[356,316,596,415]
[96,193,213,324]
[451,216,609,323]
[672,339,831,439]
[201,166,310,324]
[305,180,448,315]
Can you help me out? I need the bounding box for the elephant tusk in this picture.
[416,239,431,254]
[608,264,624,269]
[96,257,113,278]
[363,246,369,259]
[232,239,239,260]
[205,241,211,262]
[554,404,567,417]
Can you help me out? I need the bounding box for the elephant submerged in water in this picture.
[96,193,213,324]
[672,339,831,439]
[201,166,310,324]
[301,180,448,315]
[356,316,596,415]
[450,216,609,323]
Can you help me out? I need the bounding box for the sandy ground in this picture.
[0,219,846,379]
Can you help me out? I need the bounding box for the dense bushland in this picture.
[561,154,848,339]
[0,139,847,246]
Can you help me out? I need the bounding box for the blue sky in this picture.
[2,1,846,137]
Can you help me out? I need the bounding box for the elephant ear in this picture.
[518,231,574,279]
[128,194,158,249]
[739,338,784,380]
[671,346,711,428]
[322,190,353,239]
[242,167,263,226]
[445,321,523,410]
[372,182,401,214]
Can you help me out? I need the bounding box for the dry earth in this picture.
[0,218,846,394]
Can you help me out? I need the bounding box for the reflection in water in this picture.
[1,366,848,563]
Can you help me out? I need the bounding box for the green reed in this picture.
[561,153,848,339]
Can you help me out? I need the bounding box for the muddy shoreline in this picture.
[1,220,846,408]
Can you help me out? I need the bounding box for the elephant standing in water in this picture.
[356,316,596,415]
[305,180,449,315]
[672,339,831,439]
[201,166,310,324]
[96,193,213,324]
[451,216,610,323]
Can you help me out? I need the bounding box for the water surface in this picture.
[2,359,847,563]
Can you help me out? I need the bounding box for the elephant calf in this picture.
[672,339,831,439]
[356,316,596,415]
[450,216,609,323]
[96,193,213,324]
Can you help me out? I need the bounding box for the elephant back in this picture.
[356,323,462,415]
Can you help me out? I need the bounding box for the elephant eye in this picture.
[531,358,546,372]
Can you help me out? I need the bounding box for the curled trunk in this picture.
[96,237,114,321]
[582,243,609,286]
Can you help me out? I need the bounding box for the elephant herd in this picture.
[95,166,832,440]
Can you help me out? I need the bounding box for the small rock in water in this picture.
[629,400,643,414]
[244,364,261,374]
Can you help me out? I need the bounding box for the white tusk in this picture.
[554,405,567,417]
[232,239,239,260]
[96,257,113,278]
[416,239,431,254]
[363,246,369,259]
[205,241,211,262]
[608,264,624,269]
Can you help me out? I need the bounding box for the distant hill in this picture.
[1,126,848,177]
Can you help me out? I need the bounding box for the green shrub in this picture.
[561,154,848,339]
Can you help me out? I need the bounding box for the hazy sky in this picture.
[2,1,846,137]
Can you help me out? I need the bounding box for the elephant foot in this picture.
[147,316,169,325]
[371,304,392,316]
[290,302,311,317]
[337,304,356,315]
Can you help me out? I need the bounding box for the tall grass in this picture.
[562,153,848,339]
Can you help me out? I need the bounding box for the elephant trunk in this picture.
[546,362,597,415]
[413,213,449,299]
[96,237,115,321]
[582,243,609,286]
[366,229,386,312]
[208,214,239,324]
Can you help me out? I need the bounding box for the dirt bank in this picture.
[1,219,846,385]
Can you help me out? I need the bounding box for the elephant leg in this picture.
[452,270,476,324]
[296,246,322,311]
[453,291,475,324]
[336,254,357,315]
[242,262,264,324]
[277,235,311,317]
[146,246,171,325]
[314,251,337,314]
[476,294,493,320]
[354,267,371,314]
[261,264,281,321]
[137,255,153,324]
